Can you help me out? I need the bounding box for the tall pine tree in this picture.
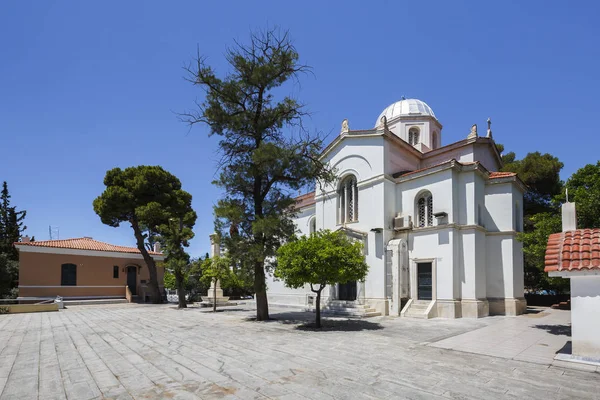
[0,182,29,297]
[182,28,335,320]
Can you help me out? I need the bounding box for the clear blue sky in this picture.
[1,1,598,257]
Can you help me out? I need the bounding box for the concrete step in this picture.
[323,304,371,312]
[402,300,432,319]
[64,298,128,306]
[328,300,362,307]
[324,307,378,314]
[322,309,381,318]
[405,311,428,319]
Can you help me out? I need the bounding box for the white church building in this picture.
[267,98,527,318]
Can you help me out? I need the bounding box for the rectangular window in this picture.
[113,266,119,279]
[61,263,77,286]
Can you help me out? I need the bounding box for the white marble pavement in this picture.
[0,304,598,399]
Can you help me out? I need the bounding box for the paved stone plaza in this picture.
[0,304,598,399]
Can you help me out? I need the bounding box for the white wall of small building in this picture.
[570,275,600,360]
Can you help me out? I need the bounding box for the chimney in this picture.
[20,235,30,243]
[561,202,577,232]
[153,243,161,253]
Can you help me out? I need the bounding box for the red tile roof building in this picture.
[15,237,162,256]
[545,229,600,272]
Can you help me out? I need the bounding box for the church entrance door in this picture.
[338,281,357,301]
[417,263,432,300]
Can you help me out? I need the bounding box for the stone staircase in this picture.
[402,300,432,319]
[322,300,381,318]
[63,298,129,306]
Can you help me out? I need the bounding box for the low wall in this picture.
[524,293,570,307]
[1,303,59,314]
[19,286,125,298]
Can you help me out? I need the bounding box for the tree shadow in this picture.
[243,310,313,323]
[242,309,383,331]
[532,324,571,336]
[294,319,383,332]
[200,308,248,313]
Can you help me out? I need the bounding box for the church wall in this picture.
[486,235,512,298]
[473,143,501,172]
[265,205,319,308]
[484,183,513,232]
[410,227,457,301]
[316,136,385,198]
[457,171,476,225]
[384,139,420,176]
[421,146,475,169]
[395,169,454,223]
[353,180,387,310]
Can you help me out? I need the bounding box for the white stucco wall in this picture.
[571,276,600,360]
[484,183,513,232]
[473,143,501,172]
[410,227,457,300]
[396,169,454,223]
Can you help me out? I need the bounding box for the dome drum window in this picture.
[338,176,358,224]
[408,127,420,146]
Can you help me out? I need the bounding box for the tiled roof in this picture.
[489,171,517,179]
[14,237,162,256]
[294,191,316,209]
[393,160,517,180]
[545,229,600,272]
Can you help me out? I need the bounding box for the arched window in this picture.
[309,217,316,234]
[416,191,434,227]
[338,175,358,224]
[408,127,420,146]
[432,132,438,149]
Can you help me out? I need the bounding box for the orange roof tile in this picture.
[545,229,600,272]
[14,237,162,256]
[489,171,517,179]
[293,191,316,209]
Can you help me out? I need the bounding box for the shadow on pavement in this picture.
[556,341,572,355]
[533,324,571,336]
[294,319,384,332]
[243,309,384,331]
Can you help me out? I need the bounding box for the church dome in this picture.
[374,98,436,127]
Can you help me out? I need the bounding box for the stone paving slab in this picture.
[427,307,593,370]
[0,304,598,399]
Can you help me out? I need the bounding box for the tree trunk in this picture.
[176,272,187,309]
[315,289,322,328]
[254,261,269,321]
[213,279,217,312]
[131,218,162,304]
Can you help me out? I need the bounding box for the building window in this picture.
[309,217,316,234]
[515,203,522,232]
[113,266,119,279]
[417,192,434,227]
[61,263,77,286]
[432,132,438,149]
[408,127,420,146]
[338,175,358,224]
